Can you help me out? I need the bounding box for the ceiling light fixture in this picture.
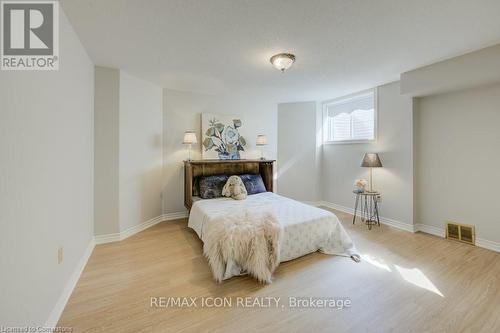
[270,53,296,72]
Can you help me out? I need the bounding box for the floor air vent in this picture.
[446,222,475,245]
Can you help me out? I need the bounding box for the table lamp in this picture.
[361,153,382,192]
[256,135,267,160]
[183,131,197,161]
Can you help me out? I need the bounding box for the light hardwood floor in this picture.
[58,209,500,333]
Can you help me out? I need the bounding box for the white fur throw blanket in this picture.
[203,209,282,283]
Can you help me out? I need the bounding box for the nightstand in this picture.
[352,191,381,230]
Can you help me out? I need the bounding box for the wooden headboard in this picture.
[184,159,275,210]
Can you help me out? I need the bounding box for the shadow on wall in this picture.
[137,132,163,226]
[121,131,163,231]
[152,133,162,149]
[162,149,190,214]
[140,163,163,225]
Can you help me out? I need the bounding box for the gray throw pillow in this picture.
[198,175,229,199]
[239,174,267,195]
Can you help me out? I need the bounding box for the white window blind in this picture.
[323,90,376,143]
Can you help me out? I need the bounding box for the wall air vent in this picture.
[446,222,475,245]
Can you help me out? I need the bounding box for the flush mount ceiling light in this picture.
[270,53,296,72]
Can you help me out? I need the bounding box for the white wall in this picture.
[322,81,414,226]
[0,9,94,326]
[162,89,278,214]
[94,67,120,235]
[93,68,163,236]
[277,101,322,202]
[401,44,500,97]
[414,83,500,243]
[119,72,163,231]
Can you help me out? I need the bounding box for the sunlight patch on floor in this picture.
[361,254,392,272]
[360,253,444,297]
[395,265,444,297]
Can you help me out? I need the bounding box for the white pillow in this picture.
[222,175,248,200]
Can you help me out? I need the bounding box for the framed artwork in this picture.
[201,113,247,160]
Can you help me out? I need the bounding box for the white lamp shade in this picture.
[256,134,267,146]
[183,131,197,144]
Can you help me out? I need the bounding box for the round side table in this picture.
[352,191,381,230]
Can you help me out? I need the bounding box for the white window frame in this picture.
[322,88,378,144]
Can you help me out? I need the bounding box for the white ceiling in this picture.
[61,0,500,103]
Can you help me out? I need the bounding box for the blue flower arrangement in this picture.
[202,117,247,160]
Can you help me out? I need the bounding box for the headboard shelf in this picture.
[184,159,275,164]
[184,159,275,210]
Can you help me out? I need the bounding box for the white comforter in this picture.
[188,192,357,279]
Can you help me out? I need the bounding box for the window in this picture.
[323,89,376,143]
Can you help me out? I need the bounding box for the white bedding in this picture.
[188,192,357,268]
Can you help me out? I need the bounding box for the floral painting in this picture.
[201,113,247,160]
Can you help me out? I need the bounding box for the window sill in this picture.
[323,139,376,145]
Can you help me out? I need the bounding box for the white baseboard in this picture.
[320,201,499,253]
[162,211,189,221]
[318,201,416,233]
[415,223,500,253]
[93,232,121,244]
[300,200,321,207]
[94,211,188,245]
[415,223,445,237]
[45,238,95,328]
[120,215,165,240]
[318,201,355,214]
[378,216,416,233]
[476,238,500,253]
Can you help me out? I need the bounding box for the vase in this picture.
[354,187,365,193]
[218,151,240,160]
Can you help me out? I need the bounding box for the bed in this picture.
[184,159,358,280]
